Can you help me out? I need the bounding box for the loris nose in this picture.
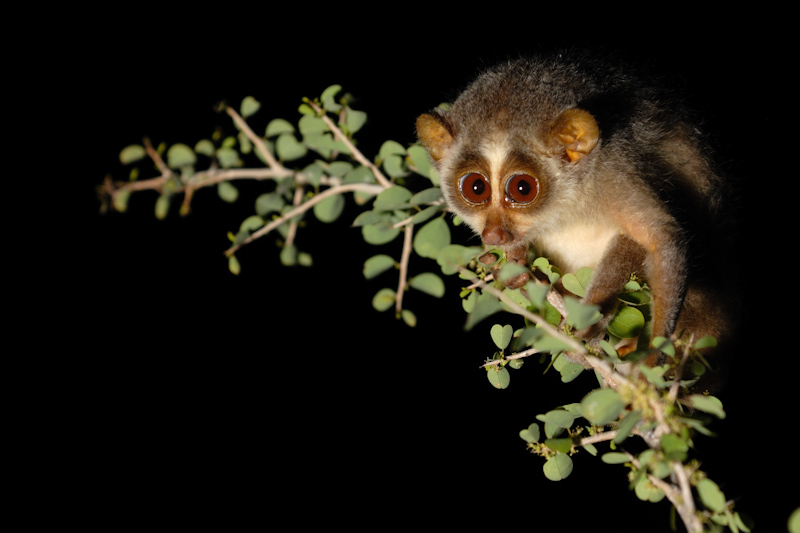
[482,226,511,246]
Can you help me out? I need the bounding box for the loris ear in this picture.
[416,110,455,162]
[549,108,599,162]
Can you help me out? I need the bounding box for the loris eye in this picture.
[505,174,539,204]
[459,173,490,204]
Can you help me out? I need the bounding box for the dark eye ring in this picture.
[458,173,490,204]
[505,174,539,204]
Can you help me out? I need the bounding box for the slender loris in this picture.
[416,54,738,368]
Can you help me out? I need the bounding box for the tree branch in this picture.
[307,101,393,189]
[224,182,384,256]
[395,223,414,315]
[461,270,587,355]
[225,105,288,175]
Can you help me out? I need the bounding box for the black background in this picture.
[56,11,796,531]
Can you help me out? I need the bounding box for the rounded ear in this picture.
[549,108,599,162]
[416,110,454,162]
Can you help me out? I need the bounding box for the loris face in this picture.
[416,106,601,277]
[437,132,546,256]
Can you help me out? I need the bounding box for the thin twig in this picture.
[307,101,393,188]
[668,333,694,403]
[623,451,702,532]
[578,430,619,447]
[225,106,288,174]
[143,137,171,175]
[224,182,384,256]
[395,223,414,315]
[461,269,586,355]
[480,347,540,368]
[285,185,304,248]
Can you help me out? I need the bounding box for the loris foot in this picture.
[479,248,530,289]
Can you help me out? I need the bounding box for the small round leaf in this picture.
[486,366,510,389]
[581,388,625,426]
[542,454,573,481]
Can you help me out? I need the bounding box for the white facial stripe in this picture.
[479,133,511,204]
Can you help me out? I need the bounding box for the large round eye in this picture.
[505,174,539,204]
[459,173,490,204]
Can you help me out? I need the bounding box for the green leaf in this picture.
[413,217,451,260]
[486,366,510,389]
[320,84,342,111]
[576,267,593,288]
[228,254,240,275]
[407,144,438,184]
[789,507,800,533]
[265,118,295,137]
[217,181,238,203]
[559,363,585,383]
[298,252,312,267]
[298,114,329,136]
[345,107,367,135]
[545,438,573,454]
[154,194,170,220]
[352,210,385,227]
[113,189,131,212]
[327,161,354,177]
[519,423,540,443]
[362,219,401,245]
[409,187,443,206]
[238,215,264,233]
[542,454,573,481]
[378,140,407,160]
[564,296,602,331]
[343,165,375,185]
[303,132,348,158]
[561,272,586,297]
[275,133,307,161]
[614,410,641,444]
[216,146,242,169]
[464,291,502,331]
[313,193,345,223]
[498,262,529,286]
[372,288,396,312]
[607,305,645,338]
[166,143,196,168]
[660,433,689,462]
[532,333,574,355]
[408,272,445,298]
[639,364,669,388]
[537,409,576,429]
[410,204,444,225]
[685,394,726,419]
[240,96,261,118]
[694,335,718,349]
[618,290,651,306]
[490,324,514,350]
[373,186,413,211]
[436,244,482,276]
[194,139,215,157]
[255,193,285,216]
[119,144,146,164]
[601,452,630,464]
[697,478,726,513]
[280,244,297,266]
[363,255,396,279]
[581,388,625,426]
[634,474,665,503]
[400,309,416,327]
[237,131,252,154]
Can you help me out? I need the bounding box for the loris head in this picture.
[415,66,601,256]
